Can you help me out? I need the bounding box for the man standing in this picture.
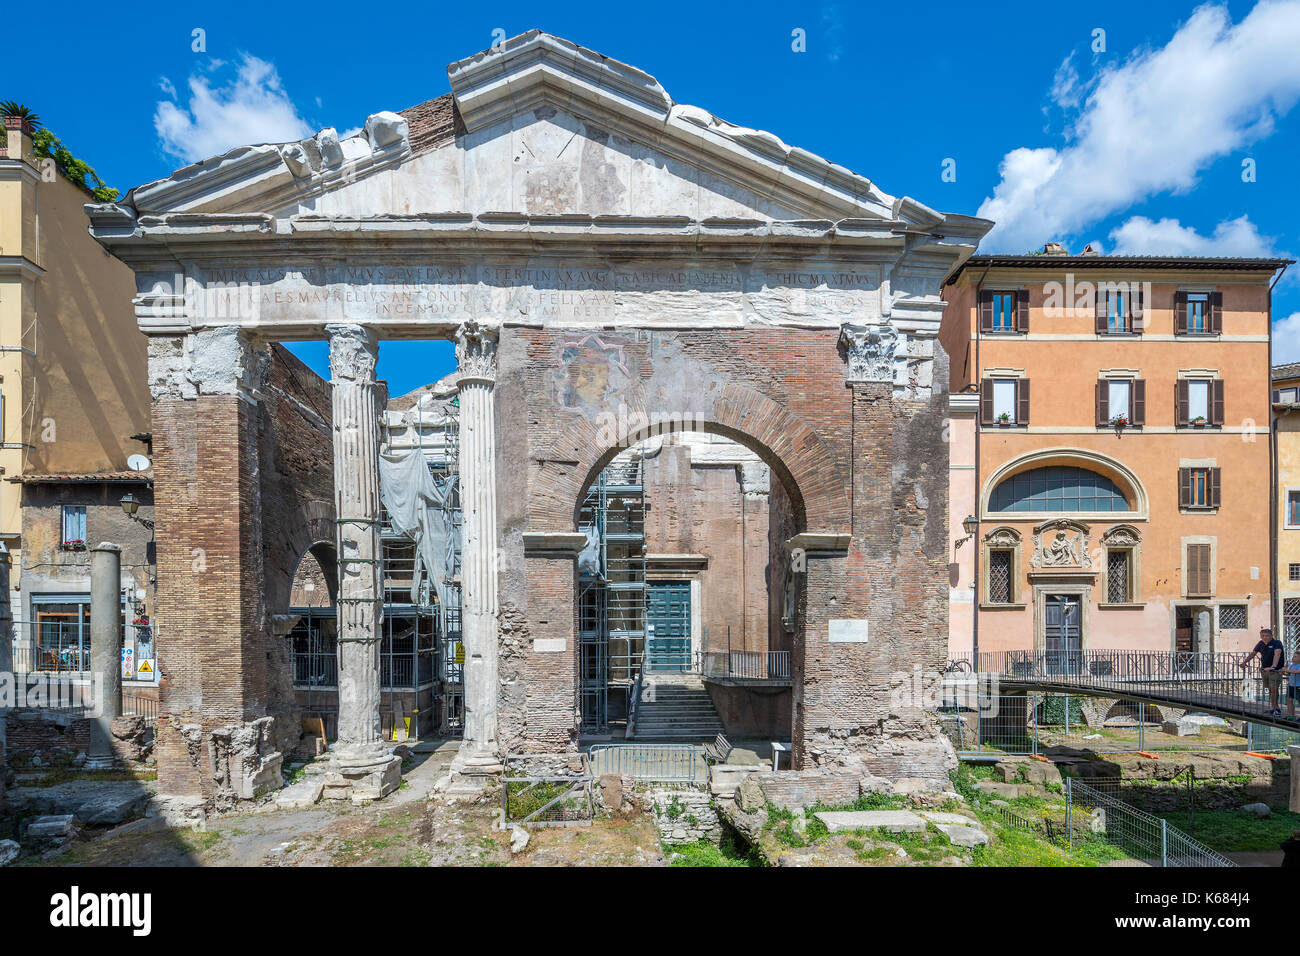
[1245,627,1286,716]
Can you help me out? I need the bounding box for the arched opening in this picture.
[980,447,1149,520]
[573,425,806,746]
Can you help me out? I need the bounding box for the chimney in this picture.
[1041,242,1069,256]
[1,115,34,164]
[1079,244,1100,257]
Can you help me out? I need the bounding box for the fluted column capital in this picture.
[326,323,379,384]
[455,320,499,384]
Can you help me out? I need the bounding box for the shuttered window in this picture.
[981,378,1030,425]
[979,290,1028,333]
[1186,543,1212,597]
[1097,378,1145,426]
[1175,379,1224,426]
[1178,467,1221,509]
[1175,291,1222,334]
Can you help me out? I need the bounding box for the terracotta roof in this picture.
[9,469,152,484]
[1273,362,1300,381]
[399,94,462,155]
[948,254,1293,283]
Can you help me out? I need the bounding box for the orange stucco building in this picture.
[942,247,1289,664]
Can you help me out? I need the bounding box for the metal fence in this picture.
[939,693,1297,756]
[953,649,1288,724]
[587,743,701,784]
[701,650,792,681]
[502,775,594,827]
[120,693,159,726]
[1066,777,1236,867]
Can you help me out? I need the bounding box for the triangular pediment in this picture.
[118,31,951,229]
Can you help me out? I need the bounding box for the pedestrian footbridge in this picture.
[947,650,1300,734]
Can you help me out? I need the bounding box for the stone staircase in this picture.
[630,674,725,740]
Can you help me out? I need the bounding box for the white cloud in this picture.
[155,55,313,164]
[1108,214,1275,256]
[978,1,1300,252]
[1049,52,1083,110]
[1275,312,1300,363]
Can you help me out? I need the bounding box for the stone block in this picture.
[276,780,324,810]
[27,814,79,841]
[75,793,149,827]
[975,781,1023,798]
[710,763,764,798]
[814,809,927,833]
[1161,719,1199,737]
[0,840,19,867]
[935,823,989,847]
[918,811,978,826]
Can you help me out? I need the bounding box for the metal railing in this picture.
[121,694,159,726]
[587,743,701,784]
[952,649,1296,727]
[502,775,594,827]
[701,649,792,682]
[940,692,1299,756]
[1066,777,1235,867]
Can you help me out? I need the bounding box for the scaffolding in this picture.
[376,390,464,738]
[578,452,647,735]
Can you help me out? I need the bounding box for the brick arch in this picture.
[536,382,850,534]
[264,502,337,616]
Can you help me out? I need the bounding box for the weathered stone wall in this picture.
[150,340,333,804]
[496,324,953,777]
[645,788,722,844]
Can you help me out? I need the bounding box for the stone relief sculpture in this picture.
[1031,519,1091,569]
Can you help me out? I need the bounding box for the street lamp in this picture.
[955,514,978,549]
[120,493,155,532]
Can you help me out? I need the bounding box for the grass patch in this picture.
[669,835,763,867]
[1158,806,1300,853]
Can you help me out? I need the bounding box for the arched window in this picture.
[990,466,1129,513]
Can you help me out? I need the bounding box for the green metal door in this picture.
[646,582,691,672]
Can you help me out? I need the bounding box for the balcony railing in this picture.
[702,649,792,682]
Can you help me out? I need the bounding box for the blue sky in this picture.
[6,0,1299,392]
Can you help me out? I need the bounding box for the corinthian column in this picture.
[452,320,502,778]
[325,324,400,800]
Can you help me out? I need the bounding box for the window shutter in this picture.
[1131,285,1145,332]
[1208,467,1221,508]
[1094,289,1108,333]
[1175,380,1190,426]
[1096,382,1108,426]
[1209,291,1223,333]
[1132,379,1146,425]
[1174,291,1188,334]
[1178,467,1191,509]
[1015,291,1029,333]
[1016,378,1030,425]
[1188,543,1212,597]
[978,291,993,333]
[1211,379,1225,425]
[980,379,994,425]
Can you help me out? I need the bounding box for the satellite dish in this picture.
[127,454,151,472]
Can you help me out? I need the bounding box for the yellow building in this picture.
[0,114,149,600]
[1273,363,1300,649]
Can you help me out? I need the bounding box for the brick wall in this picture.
[151,343,334,801]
